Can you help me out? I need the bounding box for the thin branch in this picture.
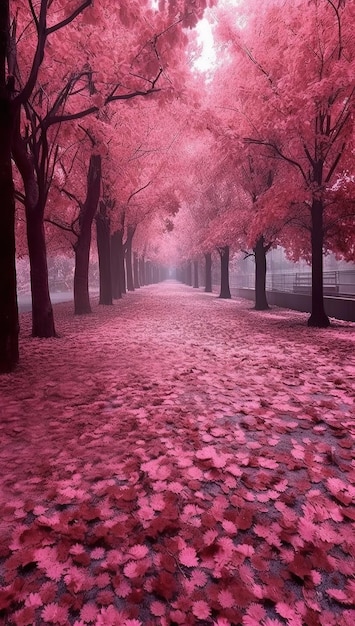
[78,124,96,147]
[46,106,98,126]
[14,0,47,106]
[325,143,346,183]
[326,0,343,60]
[61,188,82,207]
[45,217,76,233]
[46,0,92,35]
[127,181,152,205]
[303,143,315,167]
[28,0,39,30]
[244,138,308,183]
[14,190,25,204]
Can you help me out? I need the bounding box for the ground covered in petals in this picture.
[0,281,354,626]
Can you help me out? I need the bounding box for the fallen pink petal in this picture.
[1,283,354,624]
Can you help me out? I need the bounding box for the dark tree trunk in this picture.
[204,252,212,293]
[26,210,56,335]
[147,261,153,285]
[186,260,192,286]
[219,246,231,299]
[74,154,101,315]
[133,252,140,288]
[117,230,126,295]
[153,265,159,283]
[0,4,19,371]
[139,257,146,286]
[125,226,135,291]
[12,110,56,338]
[254,236,269,310]
[193,259,199,288]
[96,201,112,305]
[308,198,330,327]
[110,231,122,299]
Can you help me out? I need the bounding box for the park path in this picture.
[0,281,354,625]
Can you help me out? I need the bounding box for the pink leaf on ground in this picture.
[179,547,199,567]
[150,600,166,616]
[192,600,211,619]
[41,603,68,624]
[326,589,352,604]
[218,589,235,608]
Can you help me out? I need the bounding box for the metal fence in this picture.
[228,270,355,299]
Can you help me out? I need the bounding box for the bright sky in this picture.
[194,18,216,71]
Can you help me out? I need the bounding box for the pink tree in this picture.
[0,0,91,371]
[2,0,214,371]
[213,0,355,326]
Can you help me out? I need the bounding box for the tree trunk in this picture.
[204,252,212,293]
[254,236,269,310]
[96,201,112,305]
[74,154,101,315]
[110,231,122,299]
[148,261,154,284]
[139,257,146,286]
[219,246,231,299]
[186,260,192,286]
[117,230,126,295]
[308,198,330,327]
[12,110,56,338]
[193,259,199,288]
[26,210,57,335]
[0,4,19,371]
[154,265,159,283]
[125,226,135,291]
[133,252,140,288]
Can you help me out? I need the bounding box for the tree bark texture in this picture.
[125,226,135,292]
[219,246,231,299]
[139,257,146,286]
[12,110,56,337]
[117,230,126,295]
[0,2,19,371]
[74,154,101,315]
[146,261,153,285]
[254,236,269,310]
[133,252,140,289]
[26,211,57,335]
[0,1,19,373]
[96,201,112,305]
[204,252,212,293]
[110,231,122,299]
[193,259,199,288]
[308,199,330,327]
[186,260,192,286]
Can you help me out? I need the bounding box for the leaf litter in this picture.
[0,282,354,625]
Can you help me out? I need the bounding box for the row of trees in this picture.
[160,0,354,324]
[0,0,213,373]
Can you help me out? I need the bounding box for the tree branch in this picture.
[61,188,82,207]
[325,143,346,183]
[244,138,308,183]
[45,217,76,233]
[46,0,92,35]
[14,0,47,106]
[127,181,152,205]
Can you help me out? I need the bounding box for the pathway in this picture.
[0,282,354,625]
